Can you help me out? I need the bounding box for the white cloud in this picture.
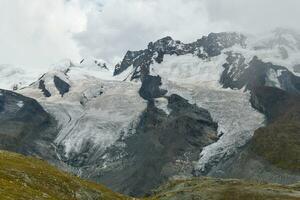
[0,0,87,69]
[0,0,300,68]
[204,0,300,33]
[74,0,232,63]
[75,0,300,64]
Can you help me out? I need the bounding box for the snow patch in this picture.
[154,97,170,115]
[16,101,24,108]
[151,54,226,89]
[265,68,282,88]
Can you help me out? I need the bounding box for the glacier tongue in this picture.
[149,54,265,173]
[192,87,265,172]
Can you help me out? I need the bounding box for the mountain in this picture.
[18,61,219,196]
[0,28,299,197]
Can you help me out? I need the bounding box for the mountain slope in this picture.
[150,177,300,200]
[0,89,58,162]
[250,86,300,172]
[112,29,300,186]
[205,86,300,184]
[18,58,221,196]
[85,95,218,197]
[0,150,131,200]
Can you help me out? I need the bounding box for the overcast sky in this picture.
[0,0,299,69]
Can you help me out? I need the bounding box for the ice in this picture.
[154,97,170,115]
[151,54,226,88]
[148,53,265,172]
[265,68,282,88]
[160,81,265,172]
[192,87,265,172]
[21,70,147,157]
[16,101,24,108]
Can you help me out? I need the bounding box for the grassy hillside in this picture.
[0,150,132,200]
[251,119,300,172]
[0,150,299,200]
[150,178,300,200]
[250,86,300,172]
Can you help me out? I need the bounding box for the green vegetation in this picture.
[149,177,300,200]
[251,119,300,172]
[249,87,300,172]
[0,150,132,200]
[0,150,299,200]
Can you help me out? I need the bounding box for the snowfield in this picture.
[20,63,147,158]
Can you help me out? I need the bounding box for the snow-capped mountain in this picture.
[111,29,300,175]
[0,28,299,196]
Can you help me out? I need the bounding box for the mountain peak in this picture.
[113,32,246,79]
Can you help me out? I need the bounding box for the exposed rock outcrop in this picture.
[54,75,71,97]
[114,32,246,80]
[221,55,300,94]
[0,89,58,162]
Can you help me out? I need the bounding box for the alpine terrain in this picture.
[0,28,300,199]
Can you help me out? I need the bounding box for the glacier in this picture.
[20,63,147,158]
[148,54,265,172]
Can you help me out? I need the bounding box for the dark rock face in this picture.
[0,89,58,162]
[38,79,51,97]
[114,32,246,80]
[221,55,300,94]
[278,70,300,94]
[197,32,246,57]
[250,86,290,122]
[53,76,71,97]
[249,89,300,173]
[77,94,218,197]
[139,75,167,100]
[221,55,280,90]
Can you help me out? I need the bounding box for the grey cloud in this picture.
[0,0,300,68]
[74,0,300,64]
